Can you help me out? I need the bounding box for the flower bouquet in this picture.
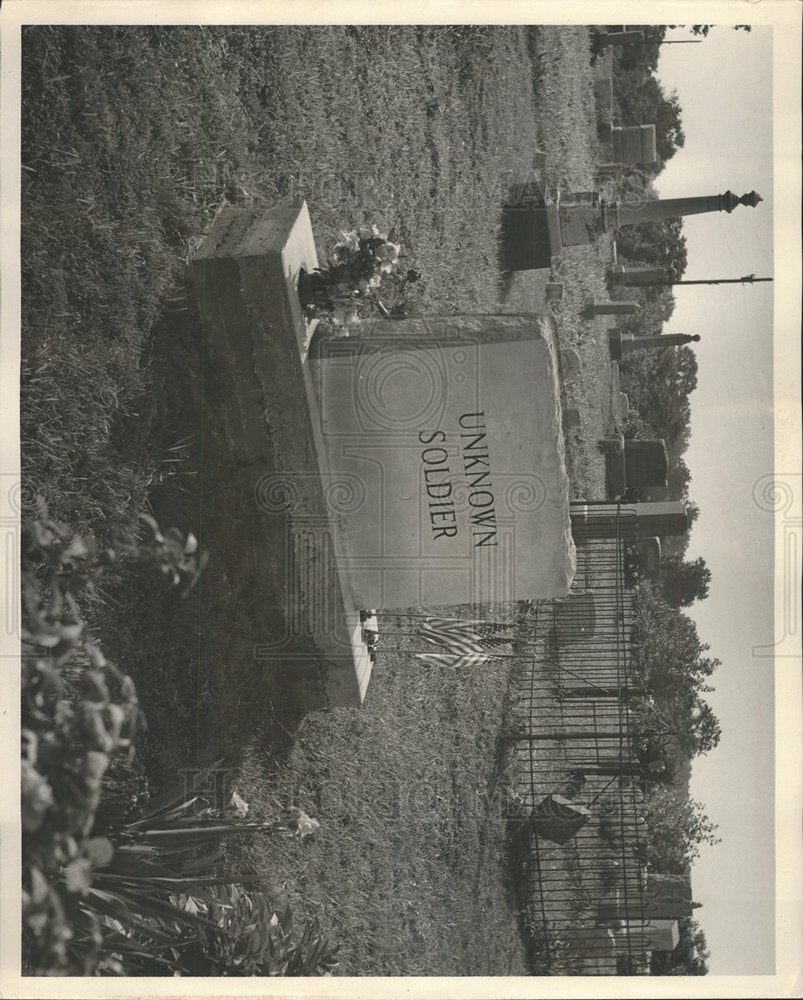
[299,224,419,334]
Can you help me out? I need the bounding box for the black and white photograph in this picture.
[2,1,800,995]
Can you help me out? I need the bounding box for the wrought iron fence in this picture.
[503,502,671,975]
[377,503,680,974]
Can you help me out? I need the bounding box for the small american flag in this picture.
[415,617,514,668]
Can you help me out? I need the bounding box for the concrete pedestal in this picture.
[611,265,669,287]
[191,201,371,705]
[586,297,640,318]
[571,502,689,541]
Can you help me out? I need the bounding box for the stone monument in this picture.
[504,188,762,271]
[192,201,576,705]
[597,438,669,496]
[308,314,576,610]
[570,501,689,542]
[609,124,657,166]
[608,330,700,360]
[610,265,670,286]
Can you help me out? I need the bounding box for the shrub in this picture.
[20,507,338,976]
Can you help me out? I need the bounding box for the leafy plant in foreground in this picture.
[21,507,337,975]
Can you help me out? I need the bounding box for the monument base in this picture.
[191,201,371,705]
[558,196,606,247]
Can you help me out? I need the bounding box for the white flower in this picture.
[358,223,380,240]
[375,241,400,263]
[337,230,360,251]
[21,760,53,832]
[295,814,320,839]
[227,790,249,818]
[332,304,362,327]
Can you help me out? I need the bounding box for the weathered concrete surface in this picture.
[192,202,367,706]
[308,314,576,609]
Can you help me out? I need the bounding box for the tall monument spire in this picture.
[611,190,762,229]
[502,183,763,272]
[608,330,701,360]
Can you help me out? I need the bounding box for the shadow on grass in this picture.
[101,281,324,789]
[504,817,553,974]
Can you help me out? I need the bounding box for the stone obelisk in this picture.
[607,190,763,230]
[608,330,700,360]
[503,187,763,271]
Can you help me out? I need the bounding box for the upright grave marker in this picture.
[309,314,577,609]
[193,202,576,704]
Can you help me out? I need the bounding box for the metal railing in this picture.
[504,503,664,974]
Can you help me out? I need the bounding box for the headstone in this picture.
[553,591,596,643]
[309,315,576,609]
[611,125,658,165]
[571,501,689,541]
[531,794,591,844]
[624,440,668,489]
[644,872,695,918]
[597,163,624,181]
[613,920,680,953]
[501,200,561,269]
[586,296,640,317]
[611,265,669,286]
[637,536,661,578]
[598,438,668,495]
[597,872,694,922]
[563,407,582,429]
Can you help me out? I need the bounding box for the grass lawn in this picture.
[21,24,611,975]
[233,615,530,975]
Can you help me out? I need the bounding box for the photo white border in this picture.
[1,1,800,997]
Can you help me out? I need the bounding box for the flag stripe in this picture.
[415,616,515,668]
